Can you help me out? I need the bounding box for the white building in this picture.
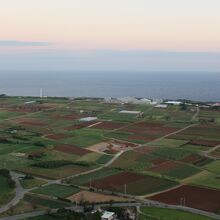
[165,101,182,105]
[79,117,97,122]
[24,101,36,105]
[101,211,116,220]
[119,110,142,115]
[155,104,168,108]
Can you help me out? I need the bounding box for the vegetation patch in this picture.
[0,169,15,205]
[32,184,80,198]
[140,207,214,220]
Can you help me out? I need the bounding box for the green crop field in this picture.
[69,168,121,185]
[140,207,214,220]
[204,161,220,174]
[1,96,220,219]
[32,184,80,198]
[123,175,178,195]
[24,194,69,209]
[189,171,220,190]
[151,138,188,148]
[20,178,46,189]
[152,147,191,160]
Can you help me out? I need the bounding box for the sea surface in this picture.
[0,71,220,102]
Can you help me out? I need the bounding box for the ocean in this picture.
[0,71,220,102]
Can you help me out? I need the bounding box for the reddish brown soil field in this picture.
[149,160,180,172]
[52,113,81,120]
[87,172,145,189]
[65,121,99,130]
[92,121,127,130]
[149,185,220,213]
[189,140,220,147]
[121,124,178,136]
[128,135,157,142]
[45,134,72,140]
[181,126,220,137]
[135,122,165,128]
[55,144,91,156]
[181,154,203,164]
[151,158,168,166]
[19,120,47,126]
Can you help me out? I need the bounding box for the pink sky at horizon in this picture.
[0,0,220,52]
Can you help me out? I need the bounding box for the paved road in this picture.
[0,172,28,213]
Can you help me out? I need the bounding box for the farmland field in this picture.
[1,97,220,218]
[149,185,220,213]
[189,171,220,190]
[149,160,201,179]
[140,207,214,220]
[32,184,80,198]
[85,171,178,195]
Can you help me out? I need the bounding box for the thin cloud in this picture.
[0,40,51,47]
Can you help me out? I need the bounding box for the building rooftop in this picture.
[79,117,97,122]
[119,110,141,114]
[101,211,115,219]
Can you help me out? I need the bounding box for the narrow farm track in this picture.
[0,172,29,213]
[203,144,220,160]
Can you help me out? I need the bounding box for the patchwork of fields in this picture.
[0,97,220,217]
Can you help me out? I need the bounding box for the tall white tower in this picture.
[40,88,43,98]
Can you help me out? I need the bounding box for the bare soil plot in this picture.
[65,121,100,130]
[87,142,110,152]
[92,121,127,130]
[19,120,47,126]
[55,144,91,156]
[86,171,178,195]
[148,185,220,213]
[88,140,137,154]
[88,172,145,189]
[66,190,130,203]
[52,113,81,120]
[180,125,220,140]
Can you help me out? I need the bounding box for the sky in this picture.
[0,0,220,71]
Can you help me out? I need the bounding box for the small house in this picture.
[101,211,116,220]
